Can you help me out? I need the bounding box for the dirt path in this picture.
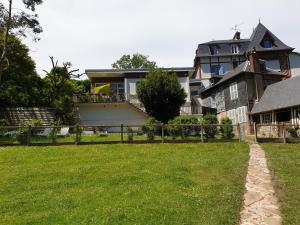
[240,143,282,225]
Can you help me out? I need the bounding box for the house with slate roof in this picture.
[251,76,300,125]
[193,22,299,88]
[192,22,300,133]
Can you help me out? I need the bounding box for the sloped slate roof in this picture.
[247,23,294,52]
[197,40,250,57]
[196,23,294,57]
[201,61,283,94]
[251,76,300,114]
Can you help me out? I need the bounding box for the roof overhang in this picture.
[85,67,194,79]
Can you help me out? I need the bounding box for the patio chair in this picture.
[4,130,17,137]
[57,127,70,137]
[82,130,94,135]
[98,129,108,137]
[36,128,53,137]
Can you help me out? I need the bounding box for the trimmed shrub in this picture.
[202,114,218,138]
[142,117,160,141]
[126,126,134,142]
[220,117,234,139]
[168,116,200,140]
[286,127,299,138]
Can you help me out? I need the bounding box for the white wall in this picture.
[126,78,141,95]
[78,103,148,126]
[290,53,300,77]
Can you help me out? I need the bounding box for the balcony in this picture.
[73,94,126,104]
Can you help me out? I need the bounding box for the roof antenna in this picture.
[231,23,244,40]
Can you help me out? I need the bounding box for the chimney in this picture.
[233,31,241,40]
[248,48,264,100]
[248,48,260,72]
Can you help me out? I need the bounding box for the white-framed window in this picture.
[237,106,247,123]
[231,44,239,54]
[227,109,237,124]
[229,82,238,100]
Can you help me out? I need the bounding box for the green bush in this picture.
[141,117,160,141]
[14,122,30,145]
[126,126,134,142]
[0,119,9,136]
[75,124,83,143]
[168,116,200,140]
[0,119,9,126]
[202,114,218,139]
[286,127,299,138]
[220,117,234,139]
[49,127,59,144]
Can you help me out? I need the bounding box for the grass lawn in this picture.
[263,144,300,225]
[0,143,249,225]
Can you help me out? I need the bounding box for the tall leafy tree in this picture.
[0,0,43,84]
[112,53,156,69]
[137,69,186,123]
[44,57,84,125]
[0,32,47,107]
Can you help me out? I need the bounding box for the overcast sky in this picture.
[15,0,300,78]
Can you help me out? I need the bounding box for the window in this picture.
[95,83,124,95]
[276,110,291,122]
[231,44,239,54]
[237,106,247,123]
[229,83,238,100]
[210,45,219,55]
[211,65,224,75]
[260,34,275,49]
[227,109,237,124]
[262,113,272,124]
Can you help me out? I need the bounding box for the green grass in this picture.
[0,133,239,146]
[0,143,249,225]
[262,144,300,225]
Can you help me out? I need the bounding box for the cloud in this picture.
[19,0,300,77]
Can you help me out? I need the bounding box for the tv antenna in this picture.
[231,23,244,32]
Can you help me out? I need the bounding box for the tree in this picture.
[0,32,47,107]
[202,114,219,138]
[0,0,43,84]
[43,57,84,125]
[220,117,234,139]
[137,69,186,123]
[112,53,156,69]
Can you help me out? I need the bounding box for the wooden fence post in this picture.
[282,123,287,143]
[27,125,31,146]
[161,124,165,143]
[254,122,258,143]
[75,124,80,145]
[121,124,124,143]
[237,123,241,142]
[201,123,204,143]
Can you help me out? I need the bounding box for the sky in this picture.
[12,0,300,78]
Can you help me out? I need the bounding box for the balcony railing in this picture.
[73,94,125,104]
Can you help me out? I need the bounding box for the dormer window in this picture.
[231,44,239,54]
[262,40,272,48]
[260,33,275,48]
[210,45,219,55]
